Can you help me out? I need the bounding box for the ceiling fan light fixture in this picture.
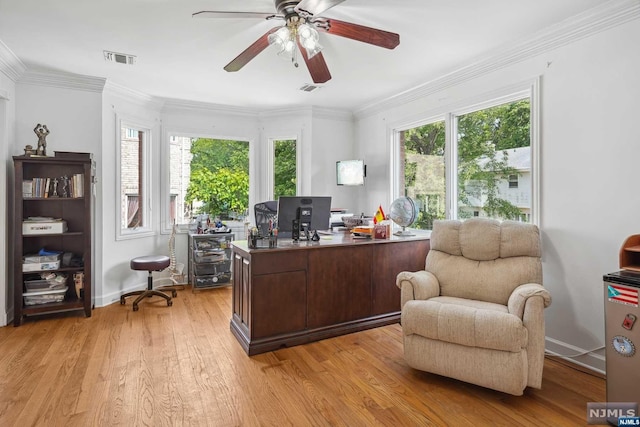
[298,23,318,44]
[304,43,323,59]
[277,43,296,60]
[268,26,290,45]
[268,26,296,59]
[298,23,322,58]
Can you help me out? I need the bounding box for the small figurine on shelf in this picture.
[33,124,50,156]
[51,177,59,197]
[73,272,84,299]
[60,175,69,197]
[23,144,37,156]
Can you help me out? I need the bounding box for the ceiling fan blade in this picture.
[315,18,400,49]
[297,41,332,84]
[224,27,282,72]
[295,0,347,18]
[192,11,280,20]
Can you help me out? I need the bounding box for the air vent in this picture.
[103,50,136,65]
[299,84,321,92]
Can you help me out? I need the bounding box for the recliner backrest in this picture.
[425,218,542,305]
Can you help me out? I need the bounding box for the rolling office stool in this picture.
[120,255,177,311]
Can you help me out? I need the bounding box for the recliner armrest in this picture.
[396,270,440,307]
[507,283,551,318]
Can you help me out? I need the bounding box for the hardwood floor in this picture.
[0,286,604,426]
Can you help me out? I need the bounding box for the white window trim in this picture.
[161,128,255,234]
[116,115,154,240]
[389,77,541,226]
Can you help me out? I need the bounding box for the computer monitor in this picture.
[277,196,332,238]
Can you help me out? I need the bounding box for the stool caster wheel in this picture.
[133,304,139,311]
[167,300,173,307]
[120,297,125,305]
[171,290,177,297]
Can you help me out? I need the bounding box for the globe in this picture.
[389,196,417,236]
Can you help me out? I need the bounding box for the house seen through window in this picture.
[397,96,533,227]
[119,124,148,233]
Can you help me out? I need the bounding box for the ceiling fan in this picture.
[193,0,400,84]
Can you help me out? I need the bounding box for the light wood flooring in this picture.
[0,285,604,426]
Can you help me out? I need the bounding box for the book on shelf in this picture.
[71,173,84,197]
[23,174,84,198]
[77,173,84,197]
[22,180,33,198]
[44,178,50,198]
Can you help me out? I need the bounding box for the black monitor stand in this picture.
[294,207,313,242]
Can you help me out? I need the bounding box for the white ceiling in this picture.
[0,0,605,111]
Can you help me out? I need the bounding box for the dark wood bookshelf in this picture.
[13,155,93,326]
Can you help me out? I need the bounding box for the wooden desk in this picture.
[230,232,430,355]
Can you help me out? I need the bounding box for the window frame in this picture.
[161,129,254,234]
[116,116,154,240]
[391,78,540,226]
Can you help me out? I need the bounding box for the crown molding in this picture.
[259,106,309,120]
[161,97,260,117]
[310,106,354,122]
[355,0,640,119]
[104,80,164,110]
[257,105,353,122]
[0,40,26,82]
[19,69,106,93]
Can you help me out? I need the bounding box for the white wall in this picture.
[354,113,393,216]
[256,107,356,211]
[310,110,359,212]
[0,71,16,326]
[98,85,164,306]
[353,14,640,372]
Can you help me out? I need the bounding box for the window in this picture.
[398,120,446,230]
[273,139,297,199]
[455,98,531,221]
[167,135,250,227]
[117,119,152,239]
[394,82,538,227]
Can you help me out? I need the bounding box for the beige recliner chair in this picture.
[396,218,551,395]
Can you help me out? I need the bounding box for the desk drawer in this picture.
[251,250,307,275]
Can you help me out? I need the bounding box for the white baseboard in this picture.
[545,336,605,375]
[0,308,9,327]
[94,280,152,308]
